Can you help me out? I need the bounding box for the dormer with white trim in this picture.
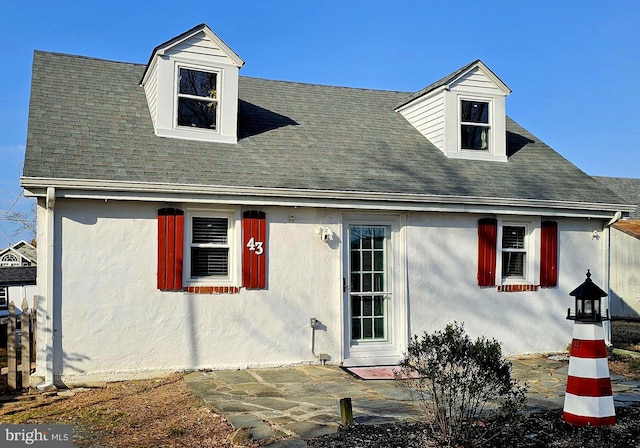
[395,60,511,162]
[140,24,245,144]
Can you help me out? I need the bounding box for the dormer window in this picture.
[395,60,510,162]
[140,24,244,144]
[177,67,219,130]
[460,100,490,151]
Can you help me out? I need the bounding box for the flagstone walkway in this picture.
[184,356,640,447]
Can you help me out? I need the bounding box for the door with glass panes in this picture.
[348,224,391,345]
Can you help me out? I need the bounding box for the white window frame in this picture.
[175,64,222,134]
[496,218,539,284]
[348,224,391,343]
[183,208,241,287]
[0,286,7,309]
[459,97,493,154]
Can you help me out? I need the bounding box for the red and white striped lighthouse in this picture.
[563,270,616,427]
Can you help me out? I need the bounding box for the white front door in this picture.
[343,216,406,366]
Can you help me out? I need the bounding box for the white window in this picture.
[501,225,527,279]
[0,253,20,267]
[460,99,490,151]
[497,221,536,283]
[176,67,220,131]
[184,209,240,286]
[0,287,7,308]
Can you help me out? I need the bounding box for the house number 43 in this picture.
[246,237,264,255]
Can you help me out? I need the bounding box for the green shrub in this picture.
[395,322,528,447]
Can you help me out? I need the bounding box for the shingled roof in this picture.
[594,177,640,219]
[0,266,37,286]
[23,51,629,211]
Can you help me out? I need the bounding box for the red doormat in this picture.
[344,366,399,380]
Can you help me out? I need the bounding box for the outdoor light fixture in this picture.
[567,270,608,322]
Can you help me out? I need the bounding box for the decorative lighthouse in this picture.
[563,270,616,427]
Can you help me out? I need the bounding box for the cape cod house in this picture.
[22,24,635,385]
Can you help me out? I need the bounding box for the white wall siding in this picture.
[170,34,233,66]
[143,57,159,127]
[405,214,601,355]
[449,67,504,95]
[6,285,36,309]
[46,200,343,381]
[397,93,445,150]
[38,199,605,382]
[609,229,640,317]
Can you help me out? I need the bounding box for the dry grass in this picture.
[0,374,258,448]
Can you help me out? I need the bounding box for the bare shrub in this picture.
[395,322,528,447]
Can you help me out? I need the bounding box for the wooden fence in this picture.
[2,298,36,389]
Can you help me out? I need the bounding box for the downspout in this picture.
[602,212,622,347]
[37,187,56,391]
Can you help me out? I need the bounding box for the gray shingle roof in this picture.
[0,267,37,285]
[594,177,640,219]
[23,51,628,208]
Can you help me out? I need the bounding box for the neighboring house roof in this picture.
[594,176,640,219]
[594,177,640,238]
[22,51,631,213]
[0,240,36,266]
[0,266,37,286]
[612,220,640,240]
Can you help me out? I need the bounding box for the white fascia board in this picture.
[394,85,446,113]
[450,61,512,95]
[140,54,158,87]
[200,27,245,68]
[21,177,634,218]
[157,26,244,68]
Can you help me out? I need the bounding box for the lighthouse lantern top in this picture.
[567,270,608,322]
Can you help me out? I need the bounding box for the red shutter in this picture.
[477,218,497,287]
[242,210,266,289]
[540,220,558,287]
[158,208,184,291]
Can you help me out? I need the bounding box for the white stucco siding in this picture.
[38,198,609,381]
[405,214,604,356]
[49,200,343,380]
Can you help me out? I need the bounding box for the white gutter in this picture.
[21,177,634,218]
[37,186,56,391]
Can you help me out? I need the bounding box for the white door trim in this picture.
[341,213,407,366]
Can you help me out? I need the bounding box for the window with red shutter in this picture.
[159,207,260,292]
[158,208,184,291]
[477,218,497,287]
[540,220,558,287]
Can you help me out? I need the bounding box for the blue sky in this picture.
[0,1,638,245]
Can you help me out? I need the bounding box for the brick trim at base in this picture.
[496,284,539,292]
[184,286,240,294]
